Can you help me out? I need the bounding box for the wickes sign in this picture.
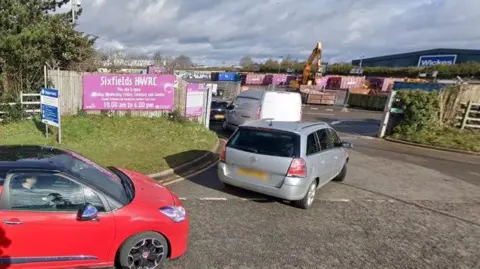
[417,55,457,67]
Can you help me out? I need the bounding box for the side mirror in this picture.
[339,142,353,148]
[226,104,234,110]
[77,203,98,221]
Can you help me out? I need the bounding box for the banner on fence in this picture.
[185,83,205,116]
[82,74,175,110]
[41,88,60,127]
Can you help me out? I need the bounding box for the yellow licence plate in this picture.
[237,168,268,180]
[214,114,225,119]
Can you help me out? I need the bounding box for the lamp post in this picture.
[277,56,283,74]
[71,0,81,24]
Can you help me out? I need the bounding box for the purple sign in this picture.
[185,83,205,116]
[82,74,175,110]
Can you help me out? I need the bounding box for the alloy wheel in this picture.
[127,238,165,269]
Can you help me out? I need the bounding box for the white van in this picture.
[222,90,302,131]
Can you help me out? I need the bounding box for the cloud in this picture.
[75,0,480,65]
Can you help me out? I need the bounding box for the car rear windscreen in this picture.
[228,127,300,157]
[211,102,227,109]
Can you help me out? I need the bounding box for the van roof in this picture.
[242,120,329,134]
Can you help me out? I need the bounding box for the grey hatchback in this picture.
[217,119,352,209]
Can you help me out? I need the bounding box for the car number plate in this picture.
[237,168,268,180]
[214,115,225,119]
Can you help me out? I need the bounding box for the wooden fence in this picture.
[457,101,480,129]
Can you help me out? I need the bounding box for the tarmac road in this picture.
[163,105,480,269]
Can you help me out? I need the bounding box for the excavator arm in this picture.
[291,42,323,89]
[302,42,322,85]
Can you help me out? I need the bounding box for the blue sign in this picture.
[40,88,60,127]
[417,55,457,67]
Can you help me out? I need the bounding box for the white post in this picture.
[71,0,76,24]
[58,68,62,144]
[378,90,397,138]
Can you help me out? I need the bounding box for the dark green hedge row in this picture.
[346,94,388,111]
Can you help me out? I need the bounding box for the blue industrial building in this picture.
[351,48,480,68]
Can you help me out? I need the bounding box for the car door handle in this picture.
[4,220,23,225]
[241,115,249,118]
[334,156,338,159]
[320,160,325,164]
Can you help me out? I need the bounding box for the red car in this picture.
[0,146,188,269]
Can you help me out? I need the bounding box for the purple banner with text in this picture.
[185,83,205,116]
[82,74,175,110]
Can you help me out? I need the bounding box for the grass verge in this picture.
[390,127,480,153]
[0,115,218,174]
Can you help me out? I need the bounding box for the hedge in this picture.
[346,94,388,111]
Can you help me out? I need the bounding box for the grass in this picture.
[0,115,218,174]
[390,127,480,153]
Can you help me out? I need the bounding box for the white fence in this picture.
[0,92,41,121]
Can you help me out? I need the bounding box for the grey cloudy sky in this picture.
[74,0,479,66]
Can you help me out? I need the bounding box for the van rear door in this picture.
[224,127,300,188]
[261,92,301,121]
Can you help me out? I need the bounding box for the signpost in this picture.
[41,87,61,143]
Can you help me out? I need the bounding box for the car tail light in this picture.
[220,146,226,162]
[256,107,261,119]
[287,158,306,177]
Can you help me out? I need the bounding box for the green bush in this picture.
[0,103,25,124]
[392,90,440,135]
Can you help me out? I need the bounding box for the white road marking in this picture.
[330,120,342,125]
[198,197,228,201]
[311,107,319,110]
[303,112,334,116]
[325,109,334,112]
[469,172,480,176]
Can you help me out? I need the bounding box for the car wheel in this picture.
[221,120,228,131]
[294,180,317,210]
[334,163,347,182]
[116,232,169,269]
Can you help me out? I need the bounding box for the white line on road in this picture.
[311,107,319,110]
[469,172,480,176]
[325,109,334,112]
[303,112,334,116]
[198,197,228,201]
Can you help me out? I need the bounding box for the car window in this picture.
[84,188,106,212]
[228,127,300,157]
[328,128,341,146]
[306,133,320,155]
[316,129,334,151]
[8,172,85,212]
[211,102,227,109]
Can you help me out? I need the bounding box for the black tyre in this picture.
[334,163,347,182]
[293,180,317,210]
[116,232,169,269]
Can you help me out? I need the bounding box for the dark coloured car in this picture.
[210,100,230,122]
[0,146,188,269]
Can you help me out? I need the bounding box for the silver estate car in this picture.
[217,119,352,209]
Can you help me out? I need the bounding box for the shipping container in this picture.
[211,72,219,81]
[315,76,330,87]
[392,82,441,91]
[218,72,237,81]
[326,77,342,89]
[270,74,297,85]
[339,76,365,89]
